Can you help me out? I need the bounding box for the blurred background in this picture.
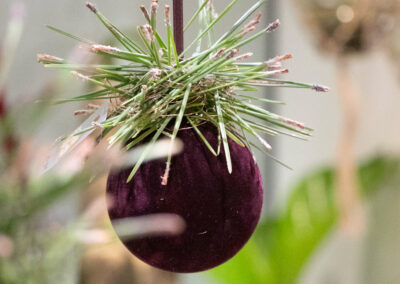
[0,0,399,283]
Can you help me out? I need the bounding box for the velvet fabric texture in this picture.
[106,123,263,273]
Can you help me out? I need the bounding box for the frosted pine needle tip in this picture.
[267,19,280,32]
[312,84,330,92]
[85,2,97,13]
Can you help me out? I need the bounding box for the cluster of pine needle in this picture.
[38,0,328,183]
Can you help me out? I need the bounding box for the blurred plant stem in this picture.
[336,57,363,234]
[0,2,24,92]
[0,2,24,155]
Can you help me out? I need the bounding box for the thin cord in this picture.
[173,0,184,55]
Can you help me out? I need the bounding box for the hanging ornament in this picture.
[38,0,327,273]
[107,123,263,272]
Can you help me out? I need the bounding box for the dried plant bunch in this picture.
[39,0,327,273]
[294,0,400,54]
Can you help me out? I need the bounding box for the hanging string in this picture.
[173,0,184,55]
[336,57,364,235]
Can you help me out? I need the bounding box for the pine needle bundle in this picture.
[38,0,328,184]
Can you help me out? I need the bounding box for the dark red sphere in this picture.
[106,123,263,273]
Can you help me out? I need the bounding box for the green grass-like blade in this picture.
[94,49,152,65]
[94,10,144,53]
[226,129,246,147]
[249,141,293,170]
[215,91,232,173]
[54,83,128,104]
[46,25,92,44]
[125,127,156,149]
[127,117,172,182]
[188,117,218,157]
[44,64,143,71]
[232,23,277,51]
[183,0,239,55]
[235,107,311,136]
[81,76,127,95]
[235,94,286,105]
[155,32,167,50]
[216,0,266,45]
[163,84,193,182]
[230,110,272,151]
[184,0,210,32]
[167,24,181,67]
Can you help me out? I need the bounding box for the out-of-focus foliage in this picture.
[0,4,87,282]
[0,163,91,284]
[292,0,400,55]
[211,156,400,284]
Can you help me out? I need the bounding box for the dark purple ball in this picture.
[106,123,263,273]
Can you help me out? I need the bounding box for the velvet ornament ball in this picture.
[106,123,263,273]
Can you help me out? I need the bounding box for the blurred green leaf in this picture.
[211,156,400,284]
